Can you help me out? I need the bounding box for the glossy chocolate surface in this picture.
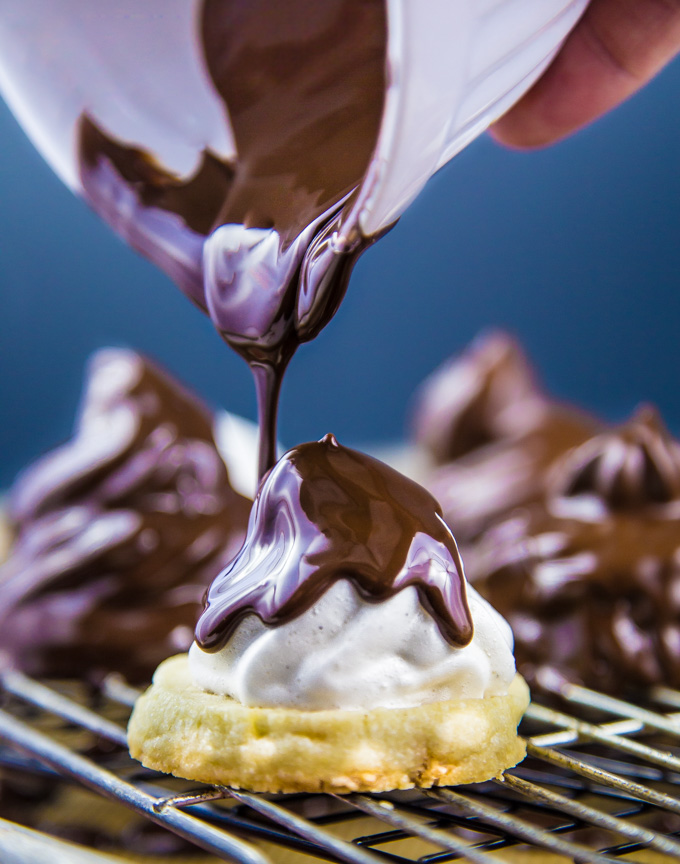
[0,349,250,683]
[470,407,680,694]
[196,434,473,651]
[413,331,599,541]
[78,0,388,476]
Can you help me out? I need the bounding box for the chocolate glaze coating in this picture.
[469,407,680,694]
[196,434,473,652]
[0,349,251,683]
[412,331,600,541]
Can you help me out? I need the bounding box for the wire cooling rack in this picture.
[3,666,680,863]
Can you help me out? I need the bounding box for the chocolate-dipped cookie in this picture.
[129,435,527,794]
[0,349,251,683]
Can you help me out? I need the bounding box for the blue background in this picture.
[1,59,679,488]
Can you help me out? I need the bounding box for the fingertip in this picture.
[488,116,560,151]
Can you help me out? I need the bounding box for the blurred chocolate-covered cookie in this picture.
[0,349,251,683]
[412,330,599,541]
[469,407,680,694]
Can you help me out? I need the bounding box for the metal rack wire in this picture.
[3,664,680,863]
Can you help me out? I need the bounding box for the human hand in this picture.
[491,0,680,148]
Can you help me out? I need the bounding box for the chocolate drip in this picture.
[0,349,251,682]
[78,0,388,478]
[470,409,680,694]
[196,434,473,651]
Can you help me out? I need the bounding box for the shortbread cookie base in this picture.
[128,655,529,794]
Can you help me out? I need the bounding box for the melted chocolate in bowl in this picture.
[196,434,473,651]
[78,0,388,477]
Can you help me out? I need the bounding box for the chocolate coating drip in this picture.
[78,0,388,478]
[0,349,250,682]
[470,408,680,694]
[196,434,473,652]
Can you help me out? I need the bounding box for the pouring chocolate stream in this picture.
[78,0,388,479]
[0,0,482,665]
[1,0,592,481]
